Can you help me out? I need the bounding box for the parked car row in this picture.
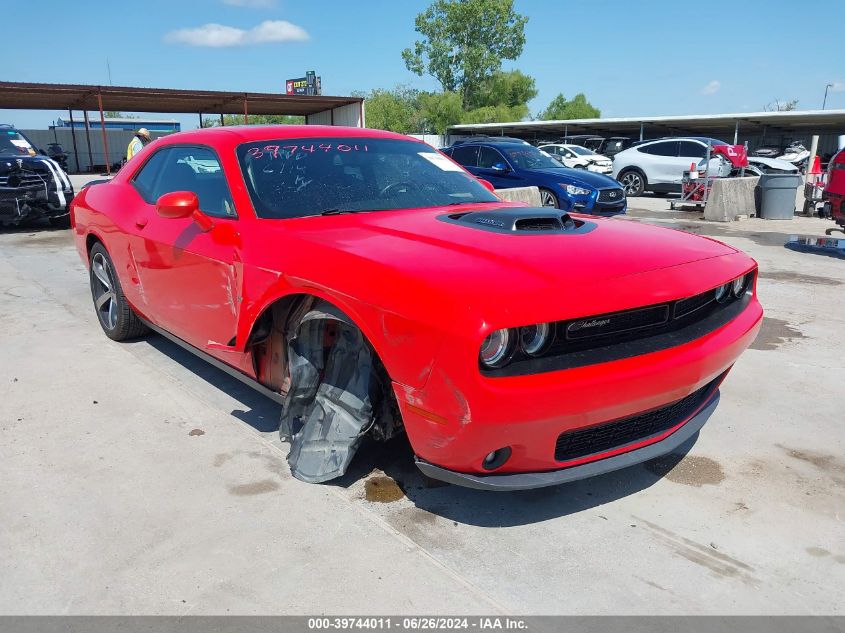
[441,137,626,214]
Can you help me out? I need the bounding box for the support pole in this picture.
[198,112,203,129]
[83,110,94,172]
[220,113,224,127]
[97,91,111,176]
[733,120,739,145]
[639,122,644,142]
[68,109,81,173]
[243,96,249,124]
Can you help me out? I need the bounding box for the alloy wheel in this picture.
[540,189,558,208]
[91,252,118,330]
[621,172,643,196]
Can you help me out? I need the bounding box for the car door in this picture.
[127,145,242,349]
[476,146,521,188]
[642,141,683,184]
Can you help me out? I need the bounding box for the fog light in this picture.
[482,446,512,471]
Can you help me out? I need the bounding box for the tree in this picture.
[104,111,138,119]
[764,99,798,112]
[359,86,421,134]
[467,69,537,110]
[202,114,305,127]
[402,0,528,108]
[538,93,601,120]
[418,91,465,134]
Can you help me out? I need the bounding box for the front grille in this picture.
[566,305,668,341]
[597,188,624,203]
[0,173,47,188]
[554,378,717,462]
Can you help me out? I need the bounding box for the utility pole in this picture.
[823,83,833,110]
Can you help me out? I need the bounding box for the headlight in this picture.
[714,283,730,303]
[564,184,592,196]
[732,274,750,297]
[479,328,515,368]
[520,323,551,356]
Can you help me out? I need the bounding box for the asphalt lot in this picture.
[1,187,843,615]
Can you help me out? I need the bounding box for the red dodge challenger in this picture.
[71,126,762,490]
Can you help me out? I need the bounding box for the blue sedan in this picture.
[442,139,627,215]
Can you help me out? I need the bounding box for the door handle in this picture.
[135,217,148,229]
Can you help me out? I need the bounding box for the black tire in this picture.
[539,188,560,208]
[48,215,70,229]
[88,242,148,341]
[619,169,646,197]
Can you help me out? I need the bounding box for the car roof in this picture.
[151,125,417,148]
[638,136,729,145]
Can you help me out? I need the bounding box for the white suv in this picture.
[612,137,728,196]
[538,144,613,174]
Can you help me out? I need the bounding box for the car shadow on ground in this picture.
[139,332,697,527]
[141,334,281,433]
[333,433,698,527]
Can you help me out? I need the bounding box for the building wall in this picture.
[306,103,363,127]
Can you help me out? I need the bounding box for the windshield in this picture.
[568,146,595,156]
[502,145,563,170]
[0,129,35,156]
[237,137,498,219]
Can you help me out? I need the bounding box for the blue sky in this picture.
[7,0,845,130]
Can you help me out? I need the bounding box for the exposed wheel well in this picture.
[85,233,103,256]
[247,294,402,442]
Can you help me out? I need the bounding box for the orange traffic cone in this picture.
[810,155,822,175]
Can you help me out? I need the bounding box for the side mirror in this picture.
[491,163,510,172]
[156,191,214,232]
[156,191,198,219]
[477,178,496,193]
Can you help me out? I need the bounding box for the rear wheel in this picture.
[619,169,646,197]
[89,243,148,341]
[539,188,560,208]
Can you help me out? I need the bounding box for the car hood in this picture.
[277,205,738,322]
[528,167,620,188]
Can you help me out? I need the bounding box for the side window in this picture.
[642,141,679,157]
[131,148,171,202]
[679,141,708,159]
[151,146,236,218]
[450,145,479,167]
[478,146,506,169]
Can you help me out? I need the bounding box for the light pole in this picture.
[823,83,833,110]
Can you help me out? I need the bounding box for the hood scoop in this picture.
[439,207,596,235]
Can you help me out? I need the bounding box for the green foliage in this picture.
[461,103,529,125]
[468,70,537,110]
[201,114,305,127]
[538,93,601,120]
[402,0,528,107]
[764,99,798,112]
[104,111,139,119]
[418,91,465,134]
[359,86,421,134]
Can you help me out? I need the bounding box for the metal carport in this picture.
[0,81,365,174]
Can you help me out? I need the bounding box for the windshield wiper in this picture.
[320,208,364,216]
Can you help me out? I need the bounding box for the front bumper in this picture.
[416,388,719,490]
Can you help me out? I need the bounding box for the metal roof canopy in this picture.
[0,81,364,175]
[0,81,362,117]
[450,109,845,140]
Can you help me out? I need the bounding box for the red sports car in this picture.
[71,126,762,490]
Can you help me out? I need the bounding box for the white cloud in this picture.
[222,0,277,7]
[700,80,721,96]
[165,20,308,47]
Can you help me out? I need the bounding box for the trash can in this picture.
[757,173,803,219]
